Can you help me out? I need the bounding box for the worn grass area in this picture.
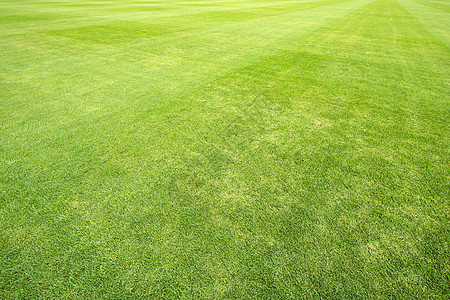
[0,0,449,298]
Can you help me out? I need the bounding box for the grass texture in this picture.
[0,0,449,298]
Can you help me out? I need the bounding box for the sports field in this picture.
[0,0,449,298]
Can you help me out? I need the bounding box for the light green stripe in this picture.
[396,0,450,47]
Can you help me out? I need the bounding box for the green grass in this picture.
[0,0,449,298]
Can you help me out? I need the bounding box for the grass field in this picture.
[0,0,449,298]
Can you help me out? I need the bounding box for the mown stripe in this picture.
[43,0,355,44]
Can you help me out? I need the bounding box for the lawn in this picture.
[0,0,449,298]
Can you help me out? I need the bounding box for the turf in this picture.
[0,0,449,298]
